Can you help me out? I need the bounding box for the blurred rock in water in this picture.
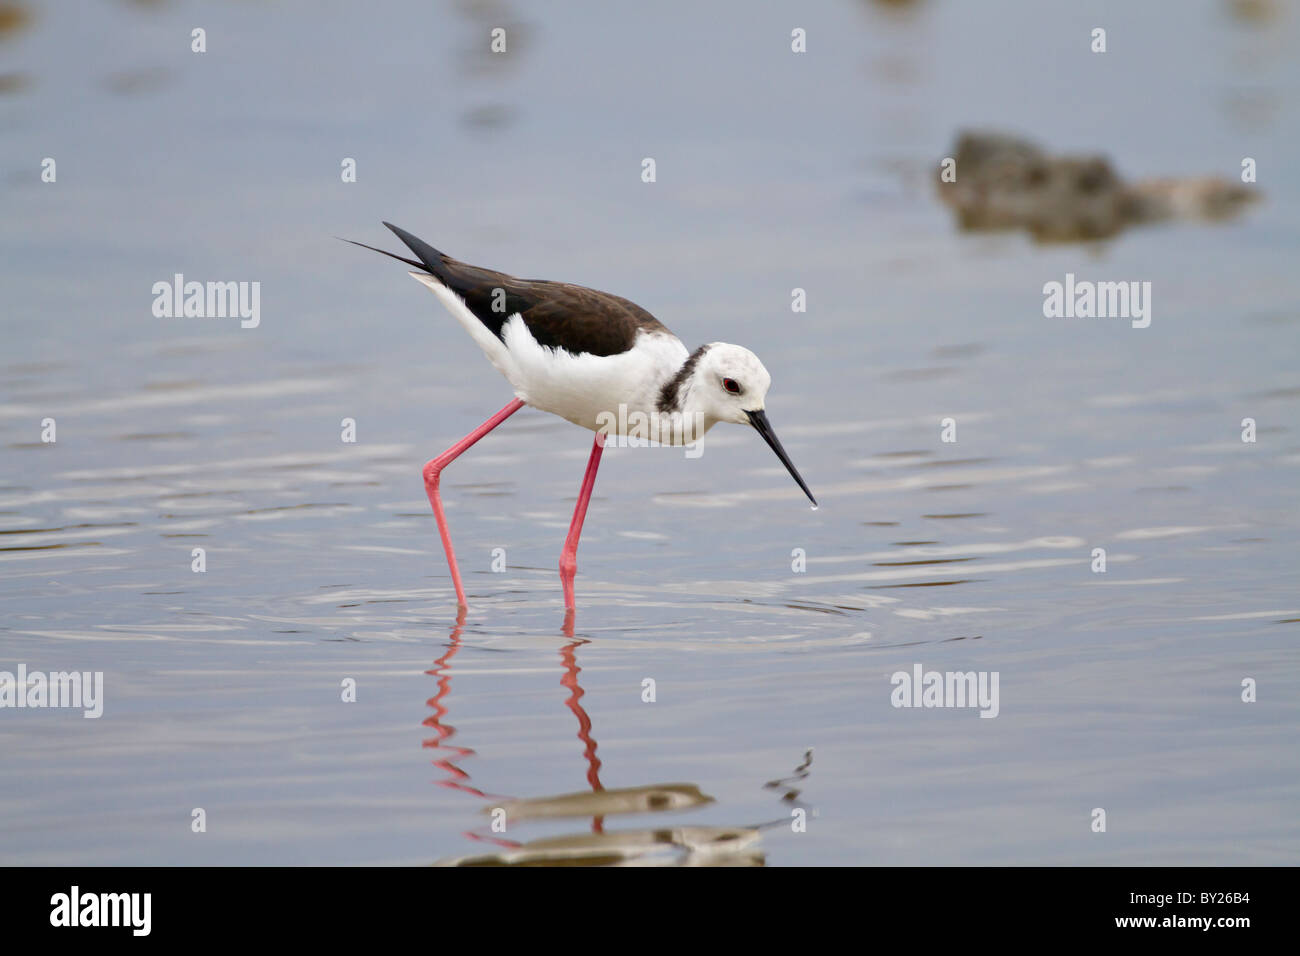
[936,130,1259,242]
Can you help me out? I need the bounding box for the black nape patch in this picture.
[657,344,711,413]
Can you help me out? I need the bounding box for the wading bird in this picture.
[349,223,816,609]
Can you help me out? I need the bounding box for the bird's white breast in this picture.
[497,320,686,434]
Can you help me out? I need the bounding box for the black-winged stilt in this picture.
[349,223,816,609]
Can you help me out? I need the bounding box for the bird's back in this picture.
[378,224,690,433]
[385,223,672,357]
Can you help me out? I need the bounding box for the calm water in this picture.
[1,0,1298,865]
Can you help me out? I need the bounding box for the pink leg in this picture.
[423,398,526,607]
[559,432,606,609]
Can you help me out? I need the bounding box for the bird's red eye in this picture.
[723,378,741,394]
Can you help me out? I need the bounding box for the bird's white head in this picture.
[690,343,772,425]
[680,343,817,508]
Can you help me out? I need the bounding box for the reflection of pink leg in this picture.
[559,432,605,609]
[423,398,525,607]
[560,638,605,833]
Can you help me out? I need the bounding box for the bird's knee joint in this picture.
[422,460,443,485]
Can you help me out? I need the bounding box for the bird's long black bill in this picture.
[746,410,817,508]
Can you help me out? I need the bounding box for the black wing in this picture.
[367,222,671,358]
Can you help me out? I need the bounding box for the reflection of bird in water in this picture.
[423,607,509,805]
[425,613,814,866]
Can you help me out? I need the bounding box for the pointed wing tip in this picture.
[381,223,449,273]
